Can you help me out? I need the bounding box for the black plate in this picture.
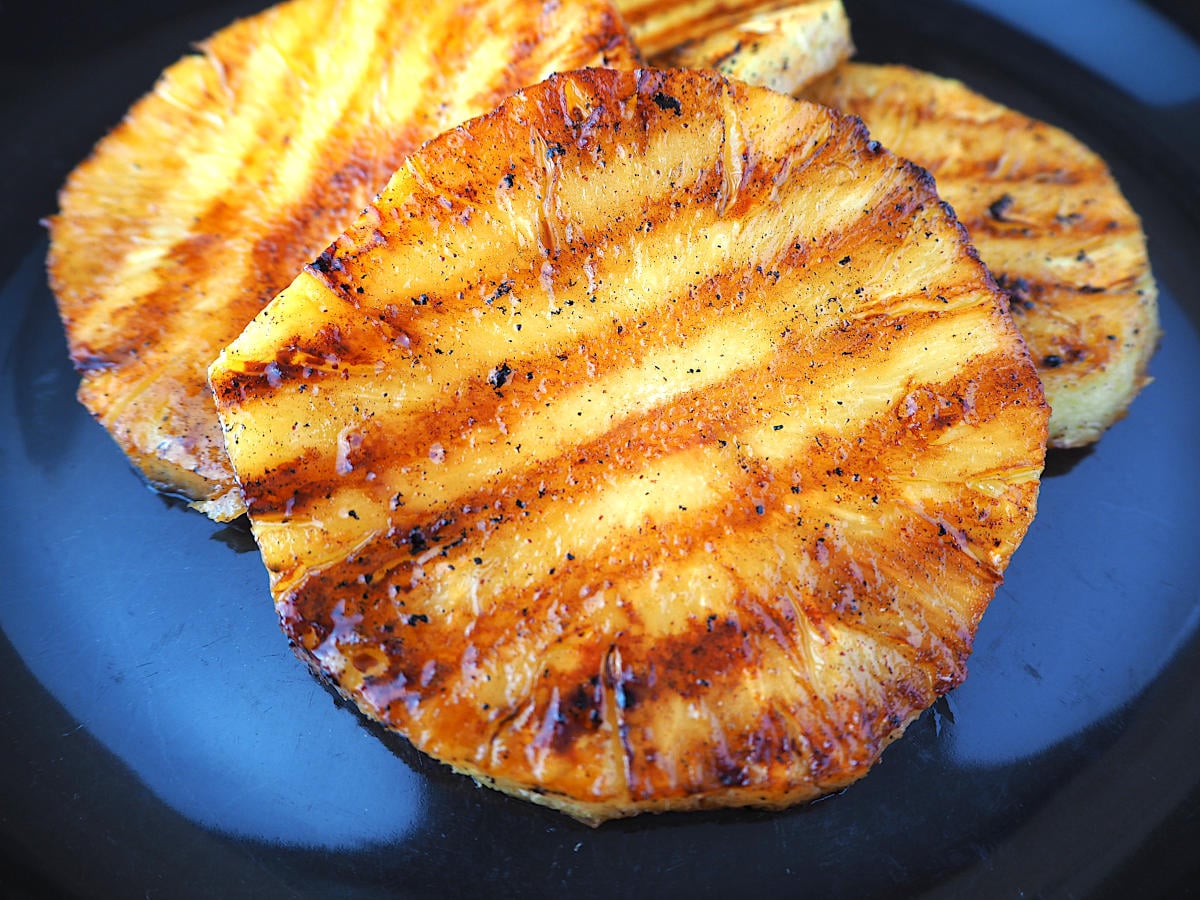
[3,2,1199,897]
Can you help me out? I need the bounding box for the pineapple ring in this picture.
[210,68,1048,823]
[617,0,854,95]
[804,64,1160,448]
[46,0,637,520]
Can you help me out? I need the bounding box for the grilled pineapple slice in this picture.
[210,68,1047,823]
[46,0,637,520]
[617,0,852,94]
[804,64,1160,447]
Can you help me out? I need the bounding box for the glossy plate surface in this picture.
[1,1,1198,896]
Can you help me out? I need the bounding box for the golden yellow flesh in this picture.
[617,0,852,94]
[804,63,1160,447]
[46,0,637,519]
[210,68,1047,823]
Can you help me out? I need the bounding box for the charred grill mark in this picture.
[70,345,122,375]
[230,11,464,311]
[992,273,1144,375]
[51,8,383,502]
[51,0,640,509]
[652,91,683,116]
[932,155,1100,186]
[548,674,609,754]
[994,272,1126,311]
[275,338,1037,734]
[54,50,276,327]
[622,0,799,57]
[287,500,743,723]
[227,120,982,519]
[986,193,1014,222]
[66,2,339,355]
[409,0,486,131]
[257,6,634,311]
[208,321,378,409]
[580,624,935,799]
[70,215,239,375]
[225,128,960,501]
[234,447,325,514]
[994,272,1035,311]
[480,12,551,105]
[252,146,410,293]
[805,61,1154,452]
[233,286,972,524]
[957,202,1138,244]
